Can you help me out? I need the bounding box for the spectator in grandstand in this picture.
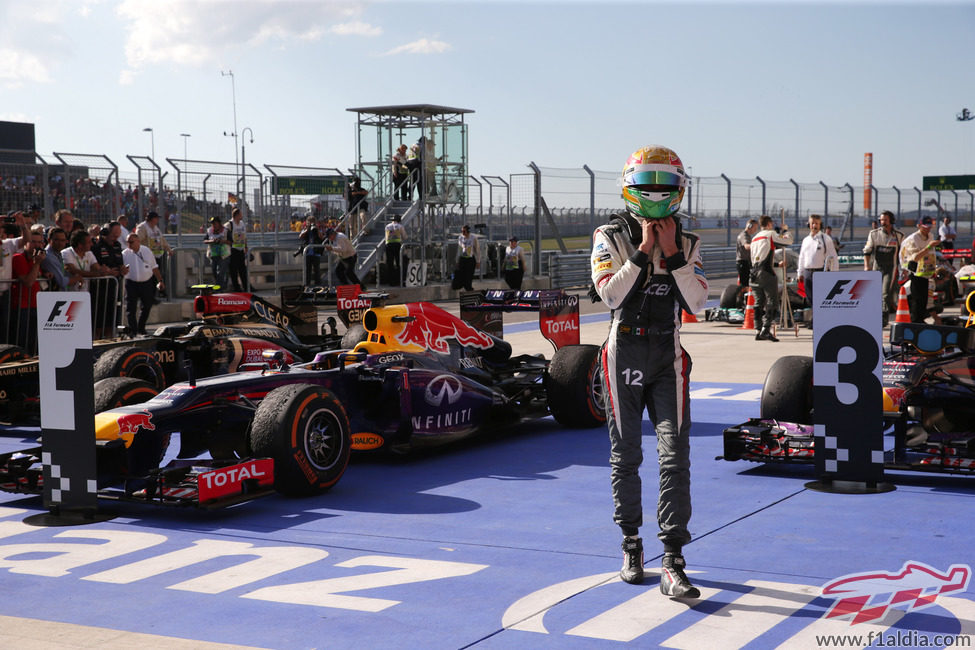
[391,144,410,201]
[121,233,165,336]
[453,224,479,291]
[900,216,938,323]
[749,214,792,341]
[797,214,839,318]
[226,208,249,292]
[297,215,324,287]
[324,227,366,290]
[62,230,107,292]
[736,219,758,299]
[384,213,406,286]
[938,215,957,250]
[503,236,527,290]
[40,227,82,292]
[168,212,178,234]
[10,230,47,351]
[863,210,904,324]
[136,211,173,294]
[204,216,231,289]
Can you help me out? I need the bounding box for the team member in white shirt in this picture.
[324,228,365,290]
[121,233,165,335]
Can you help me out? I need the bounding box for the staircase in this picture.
[351,195,421,282]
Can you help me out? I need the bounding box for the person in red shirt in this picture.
[11,231,48,351]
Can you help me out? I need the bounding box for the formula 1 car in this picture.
[0,293,605,507]
[723,319,975,474]
[0,286,378,427]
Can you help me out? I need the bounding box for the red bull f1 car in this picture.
[0,286,378,427]
[0,291,605,507]
[723,320,975,474]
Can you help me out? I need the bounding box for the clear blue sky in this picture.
[2,0,974,189]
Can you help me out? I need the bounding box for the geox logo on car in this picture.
[43,300,83,330]
[424,374,463,406]
[821,561,972,625]
[822,279,873,308]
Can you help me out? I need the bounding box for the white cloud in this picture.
[0,48,53,88]
[384,38,452,56]
[330,21,382,37]
[115,0,372,70]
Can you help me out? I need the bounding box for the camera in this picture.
[2,216,15,225]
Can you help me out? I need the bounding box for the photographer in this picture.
[297,215,324,287]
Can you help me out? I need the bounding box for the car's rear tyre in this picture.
[760,355,813,424]
[545,344,606,428]
[0,344,29,364]
[93,347,167,391]
[94,377,159,412]
[341,323,368,350]
[719,283,740,309]
[250,383,351,496]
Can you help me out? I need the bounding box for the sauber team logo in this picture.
[821,561,972,625]
[424,374,463,406]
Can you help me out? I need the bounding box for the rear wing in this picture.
[280,285,389,329]
[459,289,580,351]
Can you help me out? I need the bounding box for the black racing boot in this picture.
[756,327,779,342]
[660,553,701,598]
[620,537,644,585]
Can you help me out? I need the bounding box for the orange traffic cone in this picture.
[740,288,756,330]
[681,309,698,323]
[894,284,911,323]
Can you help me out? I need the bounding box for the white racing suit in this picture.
[591,213,708,548]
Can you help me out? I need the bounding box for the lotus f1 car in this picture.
[723,320,975,474]
[0,292,605,507]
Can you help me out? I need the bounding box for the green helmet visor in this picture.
[623,188,681,219]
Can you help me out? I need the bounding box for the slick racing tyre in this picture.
[93,347,167,391]
[545,344,607,428]
[0,344,29,364]
[94,377,160,412]
[760,355,813,424]
[341,323,368,350]
[250,383,351,496]
[719,283,741,309]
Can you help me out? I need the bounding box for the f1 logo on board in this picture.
[822,279,873,306]
[821,561,972,625]
[43,300,83,330]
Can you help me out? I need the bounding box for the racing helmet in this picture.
[621,145,687,219]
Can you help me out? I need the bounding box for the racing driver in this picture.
[590,145,708,598]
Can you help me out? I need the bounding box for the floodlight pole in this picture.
[241,128,254,221]
[222,70,239,171]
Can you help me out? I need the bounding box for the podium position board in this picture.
[37,293,97,512]
[811,272,886,485]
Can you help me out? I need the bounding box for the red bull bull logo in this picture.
[821,561,971,625]
[117,411,155,435]
[395,303,493,354]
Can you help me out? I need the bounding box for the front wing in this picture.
[722,418,975,475]
[0,446,275,509]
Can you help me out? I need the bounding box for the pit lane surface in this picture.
[0,302,972,648]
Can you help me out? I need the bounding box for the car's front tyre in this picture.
[250,383,351,496]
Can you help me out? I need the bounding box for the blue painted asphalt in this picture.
[0,382,973,648]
